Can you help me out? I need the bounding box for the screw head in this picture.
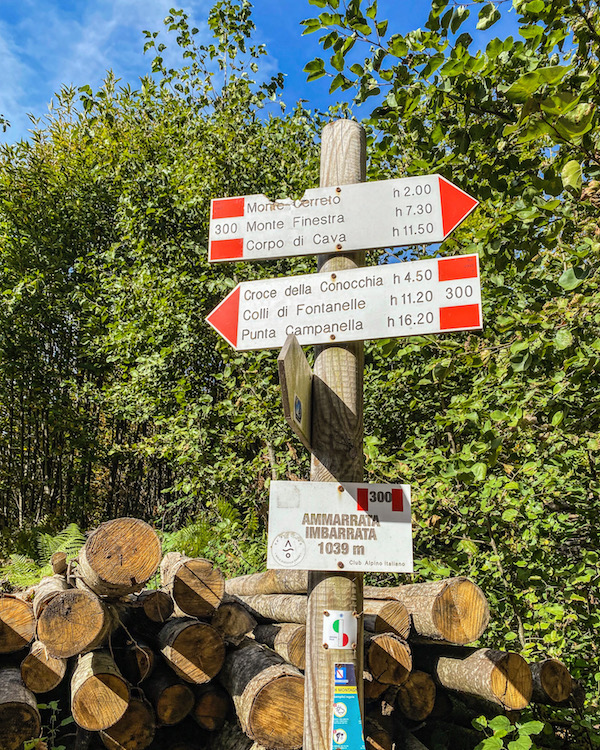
[336,243,342,250]
[331,273,337,279]
[336,187,342,193]
[330,334,336,340]
[323,643,329,650]
[337,561,344,569]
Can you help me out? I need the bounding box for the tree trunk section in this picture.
[206,720,267,750]
[115,640,156,685]
[364,599,410,640]
[160,553,225,618]
[100,694,156,750]
[413,646,532,710]
[144,665,195,726]
[253,623,306,671]
[530,658,573,704]
[226,570,308,597]
[0,667,41,750]
[364,718,392,750]
[50,551,68,575]
[77,517,161,597]
[191,684,230,732]
[20,640,67,693]
[158,617,225,684]
[364,577,489,644]
[37,586,119,658]
[220,639,304,750]
[395,670,437,721]
[211,600,257,645]
[0,594,36,653]
[234,594,306,624]
[71,651,130,731]
[131,589,174,623]
[365,633,412,686]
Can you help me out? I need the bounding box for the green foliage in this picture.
[0,523,85,587]
[473,715,545,750]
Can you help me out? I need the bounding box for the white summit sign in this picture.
[267,481,413,573]
[208,174,478,263]
[207,253,482,350]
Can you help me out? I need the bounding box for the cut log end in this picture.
[160,619,225,684]
[395,670,436,721]
[21,641,67,693]
[250,674,304,750]
[192,684,230,732]
[37,588,116,658]
[0,596,36,653]
[162,555,225,618]
[0,668,41,750]
[490,652,532,709]
[81,518,161,595]
[156,684,195,726]
[100,695,156,750]
[433,578,490,644]
[71,653,130,731]
[367,634,412,686]
[531,659,573,704]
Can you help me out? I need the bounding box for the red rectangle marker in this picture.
[440,303,481,330]
[210,238,244,261]
[357,488,369,513]
[212,197,245,220]
[437,255,478,282]
[392,488,404,512]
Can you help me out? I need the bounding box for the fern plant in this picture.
[0,524,86,588]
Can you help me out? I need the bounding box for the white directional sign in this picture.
[207,253,482,350]
[267,481,413,573]
[208,175,478,263]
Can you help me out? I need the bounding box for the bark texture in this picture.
[220,639,304,750]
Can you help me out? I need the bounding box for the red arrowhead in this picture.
[439,176,478,237]
[206,286,240,348]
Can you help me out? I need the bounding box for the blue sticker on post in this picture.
[332,663,365,750]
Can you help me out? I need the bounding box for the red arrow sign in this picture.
[208,175,478,263]
[206,253,482,350]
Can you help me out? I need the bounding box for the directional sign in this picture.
[208,175,478,263]
[267,481,413,573]
[277,334,312,451]
[207,253,482,350]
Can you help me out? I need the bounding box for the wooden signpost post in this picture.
[207,119,481,750]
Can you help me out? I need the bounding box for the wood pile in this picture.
[0,518,578,750]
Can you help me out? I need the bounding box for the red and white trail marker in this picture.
[208,174,478,263]
[207,253,482,351]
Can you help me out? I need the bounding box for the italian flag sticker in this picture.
[323,611,357,650]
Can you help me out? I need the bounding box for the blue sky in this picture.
[0,1,518,144]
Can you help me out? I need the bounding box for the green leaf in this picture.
[508,736,532,750]
[472,462,488,481]
[450,6,470,34]
[489,715,512,735]
[525,0,545,12]
[477,4,501,30]
[561,160,582,192]
[551,410,564,426]
[502,508,519,521]
[558,266,586,290]
[518,720,544,736]
[554,329,573,350]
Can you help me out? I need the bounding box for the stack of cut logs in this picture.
[0,518,577,750]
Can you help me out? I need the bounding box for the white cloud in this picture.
[0,0,213,143]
